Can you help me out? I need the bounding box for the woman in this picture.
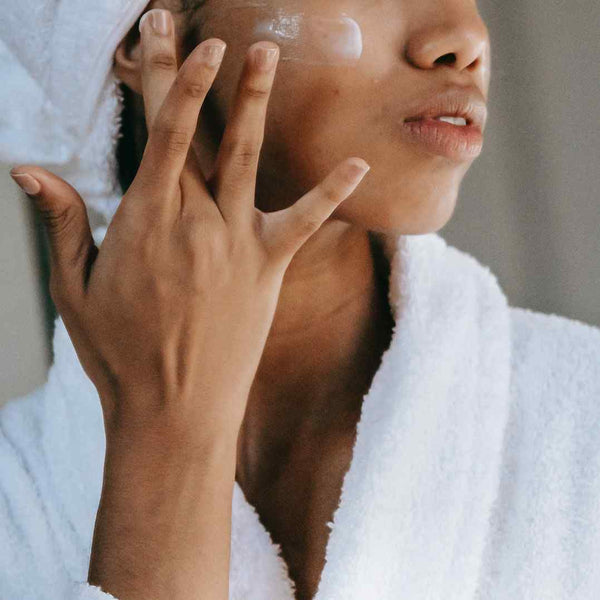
[1,1,599,599]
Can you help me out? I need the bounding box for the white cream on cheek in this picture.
[229,3,364,66]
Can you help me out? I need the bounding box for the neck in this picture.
[237,220,395,487]
[188,123,396,477]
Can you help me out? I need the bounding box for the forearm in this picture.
[88,411,239,600]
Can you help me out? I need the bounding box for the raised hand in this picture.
[9,8,370,599]
[10,10,370,440]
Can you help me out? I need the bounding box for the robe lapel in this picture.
[228,231,512,600]
[46,229,511,600]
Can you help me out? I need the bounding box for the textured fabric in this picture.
[1,226,600,599]
[0,0,148,226]
[1,0,600,598]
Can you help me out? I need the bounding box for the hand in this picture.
[10,8,371,599]
[9,10,370,446]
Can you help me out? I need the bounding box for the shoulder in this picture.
[508,305,600,454]
[476,309,600,597]
[509,306,600,408]
[505,306,600,525]
[510,305,600,361]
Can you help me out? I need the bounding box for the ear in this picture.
[113,23,143,95]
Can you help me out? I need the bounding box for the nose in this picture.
[403,3,490,88]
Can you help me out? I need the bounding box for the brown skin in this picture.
[112,2,489,595]
[10,0,490,598]
[11,15,372,600]
[116,1,489,597]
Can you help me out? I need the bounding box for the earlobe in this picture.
[113,34,143,94]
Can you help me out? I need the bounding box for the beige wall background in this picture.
[1,0,599,405]
[0,166,51,403]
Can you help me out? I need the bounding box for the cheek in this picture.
[199,3,473,234]
[262,66,389,186]
[202,1,398,111]
[259,70,369,186]
[262,70,472,235]
[215,2,372,67]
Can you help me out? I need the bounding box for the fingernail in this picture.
[254,45,279,71]
[10,172,41,195]
[200,42,226,66]
[139,9,171,36]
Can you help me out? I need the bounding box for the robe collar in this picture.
[46,229,512,600]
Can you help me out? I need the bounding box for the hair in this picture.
[115,0,208,194]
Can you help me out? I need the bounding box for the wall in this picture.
[0,165,51,405]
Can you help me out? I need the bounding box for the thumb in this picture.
[10,165,97,309]
[265,157,371,260]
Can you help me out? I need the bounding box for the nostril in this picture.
[435,53,456,66]
[466,56,480,70]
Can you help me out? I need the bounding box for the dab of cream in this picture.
[229,4,363,66]
[255,13,363,65]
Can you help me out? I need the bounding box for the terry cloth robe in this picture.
[1,0,600,598]
[1,226,600,600]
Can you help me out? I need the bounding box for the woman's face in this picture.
[159,0,490,234]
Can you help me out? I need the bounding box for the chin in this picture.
[331,168,463,235]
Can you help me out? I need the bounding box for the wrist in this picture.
[101,389,244,452]
[104,411,239,470]
[90,417,237,600]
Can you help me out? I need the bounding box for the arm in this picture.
[8,8,369,600]
[87,409,238,600]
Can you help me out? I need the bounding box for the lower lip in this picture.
[401,118,483,161]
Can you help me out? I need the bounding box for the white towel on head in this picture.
[0,0,149,227]
[2,1,600,599]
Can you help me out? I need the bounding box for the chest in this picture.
[236,424,358,600]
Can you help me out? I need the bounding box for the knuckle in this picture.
[223,137,260,170]
[233,148,258,171]
[176,71,209,99]
[148,51,177,71]
[242,82,270,100]
[152,122,190,155]
[296,214,322,237]
[39,204,73,236]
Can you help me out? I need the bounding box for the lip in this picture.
[402,118,484,161]
[401,87,487,161]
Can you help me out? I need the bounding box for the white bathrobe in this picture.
[1,226,600,600]
[1,1,600,599]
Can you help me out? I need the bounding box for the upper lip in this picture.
[403,87,487,130]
